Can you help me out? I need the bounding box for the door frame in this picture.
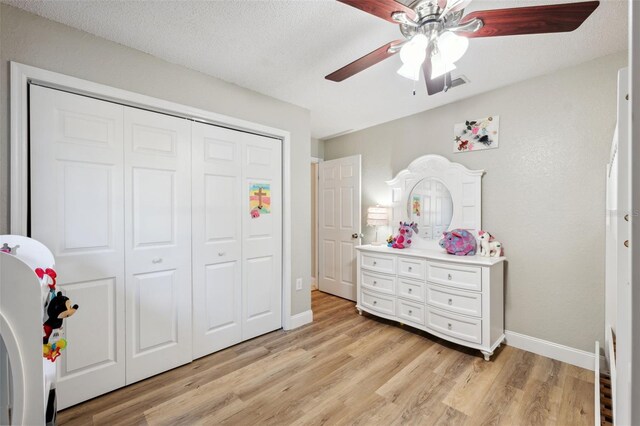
[9,61,298,330]
[310,157,322,290]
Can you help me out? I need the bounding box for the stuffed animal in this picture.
[43,291,79,344]
[478,230,503,257]
[439,229,477,256]
[392,222,418,249]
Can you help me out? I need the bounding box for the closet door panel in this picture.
[242,135,282,340]
[124,107,192,384]
[192,123,242,358]
[30,85,126,409]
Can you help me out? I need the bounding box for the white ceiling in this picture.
[4,0,627,139]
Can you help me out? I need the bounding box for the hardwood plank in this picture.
[58,292,595,426]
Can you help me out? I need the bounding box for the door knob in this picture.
[352,233,363,239]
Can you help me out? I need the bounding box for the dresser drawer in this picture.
[361,270,395,295]
[427,261,482,292]
[426,284,482,318]
[361,253,396,274]
[397,299,424,325]
[361,289,395,316]
[426,307,482,344]
[398,257,426,281]
[397,278,425,303]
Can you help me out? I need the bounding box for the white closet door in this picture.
[242,134,282,340]
[191,123,242,358]
[30,85,126,409]
[123,107,192,384]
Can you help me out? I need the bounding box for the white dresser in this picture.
[356,245,505,360]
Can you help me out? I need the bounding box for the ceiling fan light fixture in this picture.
[437,31,469,64]
[397,63,422,81]
[397,34,429,81]
[430,50,456,79]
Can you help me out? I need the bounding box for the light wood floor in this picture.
[59,291,594,425]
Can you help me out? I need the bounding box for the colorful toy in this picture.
[392,222,418,249]
[43,291,79,345]
[43,338,67,362]
[250,208,260,218]
[478,230,503,257]
[439,229,477,256]
[386,235,395,247]
[35,267,57,291]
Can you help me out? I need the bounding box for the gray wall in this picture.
[325,51,627,351]
[0,4,311,315]
[311,137,324,159]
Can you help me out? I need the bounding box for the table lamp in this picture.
[367,205,389,246]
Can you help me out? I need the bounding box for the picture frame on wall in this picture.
[453,115,499,153]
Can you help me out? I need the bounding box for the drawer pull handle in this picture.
[448,274,452,280]
[408,310,413,315]
[625,240,630,248]
[373,281,377,285]
[373,300,377,305]
[408,266,412,271]
[448,298,453,305]
[152,258,163,264]
[447,323,452,330]
[218,252,225,256]
[625,214,630,222]
[373,261,377,265]
[408,288,412,293]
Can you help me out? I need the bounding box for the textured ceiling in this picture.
[4,0,627,139]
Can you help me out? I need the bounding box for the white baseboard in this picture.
[311,277,318,291]
[505,330,596,371]
[286,309,313,330]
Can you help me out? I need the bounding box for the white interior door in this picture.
[242,134,282,340]
[191,123,243,358]
[123,107,192,384]
[318,155,361,301]
[30,85,126,409]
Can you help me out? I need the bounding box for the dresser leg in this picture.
[357,308,363,316]
[481,351,493,361]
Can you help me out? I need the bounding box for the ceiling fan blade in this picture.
[337,0,417,24]
[459,1,599,38]
[422,58,447,96]
[326,40,403,82]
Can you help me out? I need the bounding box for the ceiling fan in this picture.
[325,0,600,95]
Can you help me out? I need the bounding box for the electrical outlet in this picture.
[296,278,303,291]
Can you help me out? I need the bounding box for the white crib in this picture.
[0,235,57,425]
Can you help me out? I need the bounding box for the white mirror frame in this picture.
[386,155,485,249]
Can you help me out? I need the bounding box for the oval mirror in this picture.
[407,178,453,240]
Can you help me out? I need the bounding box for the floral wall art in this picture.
[453,115,500,153]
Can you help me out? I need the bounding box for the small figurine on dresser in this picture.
[386,235,395,247]
[439,229,477,256]
[477,230,503,257]
[392,222,418,249]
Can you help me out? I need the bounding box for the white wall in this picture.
[0,4,311,315]
[325,51,627,351]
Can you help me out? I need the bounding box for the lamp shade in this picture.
[367,206,389,227]
[437,31,469,64]
[397,34,429,81]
